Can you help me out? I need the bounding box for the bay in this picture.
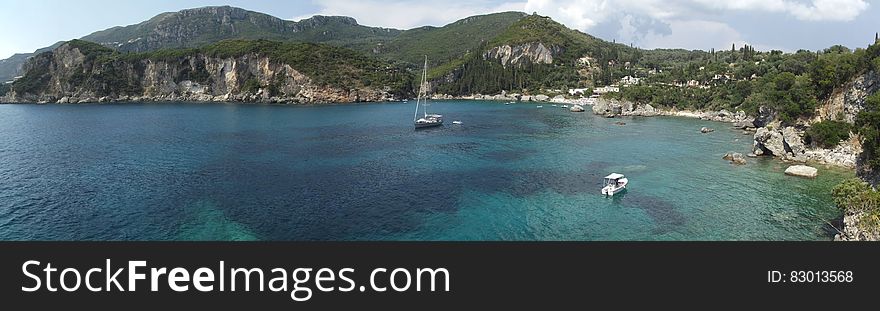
[0,101,851,240]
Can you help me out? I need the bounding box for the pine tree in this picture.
[876,32,879,43]
[732,43,736,53]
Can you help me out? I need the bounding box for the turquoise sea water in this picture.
[0,101,852,240]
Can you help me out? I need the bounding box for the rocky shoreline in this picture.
[589,98,860,169]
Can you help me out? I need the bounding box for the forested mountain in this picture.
[0,6,401,82]
[432,14,641,95]
[4,39,412,104]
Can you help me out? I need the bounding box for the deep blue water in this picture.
[0,101,851,240]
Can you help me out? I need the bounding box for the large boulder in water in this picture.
[569,105,585,112]
[753,127,786,157]
[785,165,818,178]
[723,152,747,165]
[534,94,550,101]
[701,127,715,133]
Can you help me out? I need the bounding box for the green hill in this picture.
[378,12,527,66]
[431,14,643,95]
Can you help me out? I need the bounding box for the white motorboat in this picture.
[536,105,543,108]
[601,173,628,196]
[452,120,463,125]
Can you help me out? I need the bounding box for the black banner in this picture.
[0,242,876,308]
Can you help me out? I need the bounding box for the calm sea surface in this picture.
[0,101,852,240]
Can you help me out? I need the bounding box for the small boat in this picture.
[536,105,543,108]
[505,102,511,105]
[552,104,558,107]
[601,173,628,196]
[452,120,463,125]
[561,105,568,108]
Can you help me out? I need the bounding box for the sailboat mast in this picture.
[422,56,428,118]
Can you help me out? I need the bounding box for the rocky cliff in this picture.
[483,42,559,67]
[1,40,408,104]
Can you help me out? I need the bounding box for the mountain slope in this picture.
[377,12,527,66]
[4,39,412,104]
[432,14,642,95]
[81,6,401,52]
[0,6,400,82]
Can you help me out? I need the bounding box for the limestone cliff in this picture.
[1,40,408,104]
[483,42,560,67]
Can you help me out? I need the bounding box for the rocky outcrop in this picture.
[816,70,879,123]
[784,165,818,178]
[483,42,559,67]
[2,42,400,104]
[569,104,584,112]
[630,104,657,117]
[591,98,623,116]
[753,125,808,162]
[723,152,746,165]
[836,211,880,241]
[700,127,714,133]
[753,106,776,128]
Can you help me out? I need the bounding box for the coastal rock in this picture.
[753,106,776,128]
[629,104,657,116]
[592,98,625,116]
[782,127,807,161]
[534,94,550,102]
[733,120,756,129]
[569,104,585,112]
[753,127,787,157]
[723,152,747,165]
[803,134,860,168]
[700,127,714,133]
[836,210,880,241]
[784,165,818,178]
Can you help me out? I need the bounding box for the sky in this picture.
[0,0,877,59]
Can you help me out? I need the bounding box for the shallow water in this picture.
[0,101,852,240]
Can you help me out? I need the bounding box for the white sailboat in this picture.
[414,56,443,129]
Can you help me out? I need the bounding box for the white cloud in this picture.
[293,0,527,29]
[641,19,747,50]
[692,0,869,21]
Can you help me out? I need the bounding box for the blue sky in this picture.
[0,0,877,59]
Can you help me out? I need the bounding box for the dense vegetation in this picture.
[11,39,413,97]
[433,14,642,95]
[856,92,880,168]
[380,12,526,67]
[832,178,880,236]
[806,120,852,148]
[0,83,9,96]
[605,42,880,126]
